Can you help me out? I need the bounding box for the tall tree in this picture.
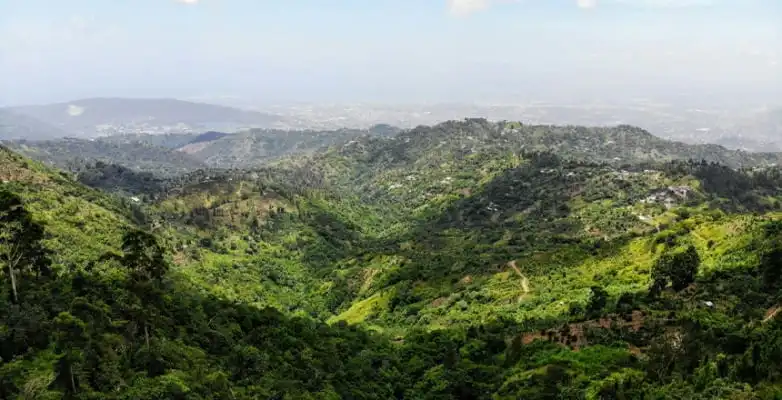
[0,189,50,303]
[51,312,89,397]
[108,229,170,352]
[120,229,168,283]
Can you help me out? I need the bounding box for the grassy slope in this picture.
[0,145,134,266]
[146,122,782,338]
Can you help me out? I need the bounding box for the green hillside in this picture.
[313,119,782,172]
[174,126,397,169]
[3,119,782,399]
[5,138,206,176]
[148,124,782,331]
[2,126,388,177]
[0,145,137,265]
[13,120,780,180]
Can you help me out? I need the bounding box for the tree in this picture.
[761,247,782,288]
[586,286,609,318]
[118,229,168,283]
[101,229,169,351]
[51,312,88,397]
[651,245,700,294]
[0,190,50,303]
[505,335,523,367]
[761,221,782,288]
[122,230,169,349]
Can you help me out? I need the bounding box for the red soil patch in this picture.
[516,311,648,350]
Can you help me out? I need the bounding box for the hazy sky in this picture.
[0,0,779,106]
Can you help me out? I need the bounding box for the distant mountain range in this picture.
[263,102,782,152]
[2,97,780,154]
[0,98,289,139]
[4,120,780,182]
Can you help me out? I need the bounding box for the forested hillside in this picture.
[5,139,206,177]
[2,125,390,176]
[6,120,780,179]
[177,126,398,169]
[3,119,782,399]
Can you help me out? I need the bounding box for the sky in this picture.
[0,0,779,107]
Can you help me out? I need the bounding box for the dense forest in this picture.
[2,119,782,398]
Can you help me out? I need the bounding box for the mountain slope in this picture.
[141,120,782,325]
[0,145,137,266]
[4,124,782,399]
[132,121,782,397]
[4,138,207,176]
[0,146,415,399]
[3,125,394,175]
[98,132,203,149]
[177,126,396,168]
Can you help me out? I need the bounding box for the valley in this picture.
[2,118,782,398]
[3,0,780,395]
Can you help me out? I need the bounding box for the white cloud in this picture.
[577,0,598,8]
[447,0,491,16]
[175,0,199,4]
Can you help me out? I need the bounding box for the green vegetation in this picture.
[5,138,205,177]
[180,126,395,169]
[9,119,781,181]
[4,124,397,177]
[3,118,782,399]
